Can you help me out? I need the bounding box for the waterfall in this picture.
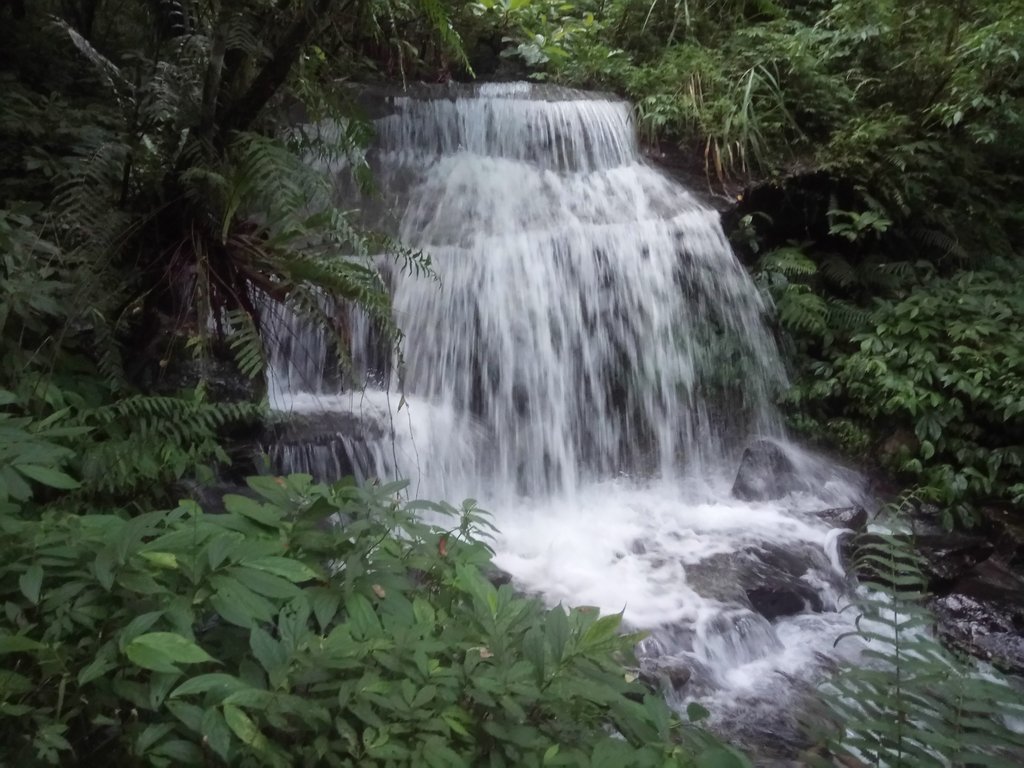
[265,82,866,750]
[271,82,788,499]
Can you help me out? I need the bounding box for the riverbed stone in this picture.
[811,506,868,532]
[931,558,1024,675]
[686,543,833,622]
[731,440,801,501]
[914,533,995,588]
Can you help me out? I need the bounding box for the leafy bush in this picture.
[0,472,748,767]
[783,268,1024,526]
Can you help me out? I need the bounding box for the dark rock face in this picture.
[731,440,801,501]
[686,543,837,622]
[262,411,387,482]
[915,533,995,588]
[811,506,868,532]
[745,588,807,622]
[931,558,1024,675]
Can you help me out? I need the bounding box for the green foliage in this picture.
[815,496,1024,766]
[482,0,1024,265]
[0,473,747,767]
[784,267,1024,525]
[0,0,456,507]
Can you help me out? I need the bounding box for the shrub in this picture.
[784,268,1024,526]
[0,472,748,767]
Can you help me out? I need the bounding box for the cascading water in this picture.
[266,82,868,753]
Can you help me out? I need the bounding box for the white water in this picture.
[266,82,868,749]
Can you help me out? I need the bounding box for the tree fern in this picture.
[819,254,858,289]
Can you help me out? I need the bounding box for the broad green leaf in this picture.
[0,634,44,654]
[695,747,750,768]
[580,612,621,649]
[139,551,178,569]
[18,563,43,604]
[243,556,318,583]
[229,566,301,599]
[125,632,215,673]
[223,703,267,750]
[201,706,233,761]
[224,494,283,526]
[14,464,79,490]
[250,627,288,685]
[210,574,276,628]
[172,673,253,700]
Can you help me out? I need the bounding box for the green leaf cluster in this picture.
[782,266,1024,525]
[0,472,747,767]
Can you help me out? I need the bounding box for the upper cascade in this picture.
[269,81,788,499]
[371,82,639,173]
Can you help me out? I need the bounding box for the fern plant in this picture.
[814,495,1024,767]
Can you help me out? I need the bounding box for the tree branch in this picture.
[217,0,344,140]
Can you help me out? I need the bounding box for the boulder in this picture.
[931,559,1024,675]
[638,658,693,692]
[847,531,994,593]
[915,533,995,588]
[731,440,802,501]
[686,543,836,622]
[811,506,868,532]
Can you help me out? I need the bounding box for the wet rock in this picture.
[932,559,1024,675]
[731,440,801,501]
[811,506,868,532]
[879,428,919,464]
[686,543,835,622]
[484,565,513,588]
[638,658,692,692]
[262,411,386,481]
[629,539,648,555]
[746,587,808,622]
[915,533,995,588]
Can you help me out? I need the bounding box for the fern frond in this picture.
[223,13,269,59]
[413,0,471,70]
[49,18,135,109]
[911,226,969,262]
[66,393,263,495]
[816,496,1024,767]
[777,285,827,336]
[226,308,266,380]
[758,246,818,278]
[819,254,858,289]
[825,299,870,332]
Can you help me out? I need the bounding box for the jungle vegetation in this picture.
[1,0,1023,765]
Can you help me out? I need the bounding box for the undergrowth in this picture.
[0,471,749,768]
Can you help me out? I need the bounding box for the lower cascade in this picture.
[266,82,868,751]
